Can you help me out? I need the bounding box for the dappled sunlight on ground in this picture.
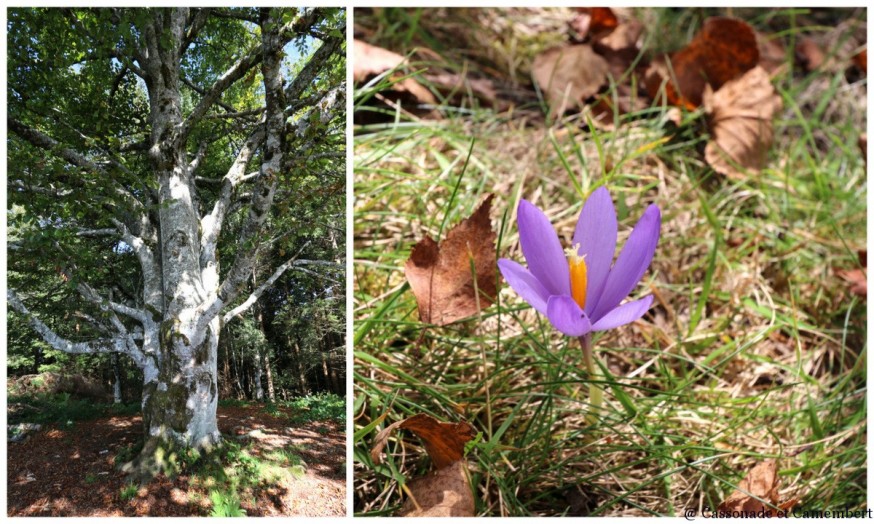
[8,404,345,516]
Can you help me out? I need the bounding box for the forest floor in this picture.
[8,402,345,517]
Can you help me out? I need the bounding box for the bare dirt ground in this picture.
[7,405,345,516]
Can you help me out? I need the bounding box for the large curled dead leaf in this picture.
[405,194,497,325]
[370,413,477,517]
[646,17,759,109]
[371,413,477,469]
[703,66,782,177]
[400,461,474,517]
[532,45,609,115]
[353,39,437,122]
[718,460,793,514]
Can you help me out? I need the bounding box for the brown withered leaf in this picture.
[646,17,759,109]
[756,32,787,76]
[854,49,867,73]
[795,37,826,72]
[405,194,497,325]
[836,250,867,298]
[352,39,437,112]
[422,72,501,110]
[569,8,619,41]
[532,45,610,115]
[371,413,477,469]
[371,413,477,517]
[703,66,782,177]
[400,461,475,517]
[718,460,781,514]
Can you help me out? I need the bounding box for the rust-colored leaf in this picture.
[569,8,619,41]
[854,49,867,73]
[371,413,477,469]
[370,413,477,517]
[405,194,497,325]
[532,45,609,115]
[703,66,782,177]
[400,461,475,517]
[646,17,759,109]
[718,460,781,513]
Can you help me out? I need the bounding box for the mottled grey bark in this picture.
[112,353,123,404]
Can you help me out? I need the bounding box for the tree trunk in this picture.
[253,346,264,401]
[112,353,123,404]
[264,352,276,402]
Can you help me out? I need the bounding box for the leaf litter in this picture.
[405,194,498,326]
[370,413,477,517]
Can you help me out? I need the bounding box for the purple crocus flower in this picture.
[498,187,660,337]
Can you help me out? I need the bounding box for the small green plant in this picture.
[284,393,345,424]
[114,442,144,468]
[85,473,99,484]
[209,489,246,517]
[289,464,306,480]
[120,482,138,501]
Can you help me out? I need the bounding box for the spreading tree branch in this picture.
[8,289,132,357]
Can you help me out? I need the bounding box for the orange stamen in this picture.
[567,247,588,309]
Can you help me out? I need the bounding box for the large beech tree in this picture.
[7,7,345,473]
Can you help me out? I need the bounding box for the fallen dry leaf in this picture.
[400,461,475,517]
[703,66,782,177]
[422,72,501,110]
[853,48,867,73]
[836,249,867,298]
[371,413,478,517]
[532,45,610,115]
[405,194,498,325]
[756,32,787,76]
[646,17,759,109]
[371,413,477,469]
[795,37,826,72]
[569,8,619,41]
[718,460,781,513]
[837,269,867,297]
[352,39,437,117]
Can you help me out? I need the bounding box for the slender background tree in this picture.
[7,7,345,477]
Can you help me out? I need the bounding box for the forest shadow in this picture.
[8,400,345,516]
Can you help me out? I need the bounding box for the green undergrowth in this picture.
[112,438,308,515]
[8,392,140,428]
[279,392,347,424]
[220,392,346,424]
[353,7,866,517]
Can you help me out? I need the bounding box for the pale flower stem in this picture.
[579,333,603,422]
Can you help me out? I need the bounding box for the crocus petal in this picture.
[546,295,592,337]
[592,295,654,331]
[591,204,661,321]
[517,199,571,297]
[498,258,551,314]
[572,186,617,316]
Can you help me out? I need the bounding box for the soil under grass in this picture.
[353,7,867,517]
